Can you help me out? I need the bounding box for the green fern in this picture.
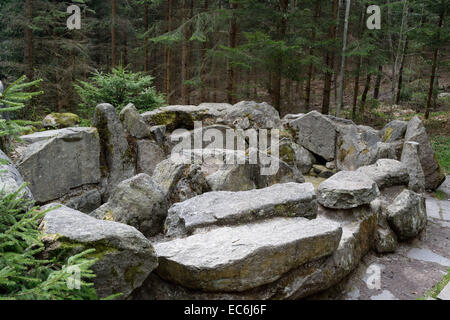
[0,185,98,300]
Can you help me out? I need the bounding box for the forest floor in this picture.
[311,177,450,300]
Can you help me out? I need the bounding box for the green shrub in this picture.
[0,186,98,300]
[410,92,427,108]
[74,66,166,117]
[0,76,43,150]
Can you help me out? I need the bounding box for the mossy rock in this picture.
[42,112,80,128]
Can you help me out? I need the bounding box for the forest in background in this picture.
[0,0,448,124]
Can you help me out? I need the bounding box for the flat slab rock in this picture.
[357,159,409,189]
[317,171,380,209]
[165,182,317,236]
[154,217,342,292]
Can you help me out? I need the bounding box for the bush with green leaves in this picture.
[74,66,166,116]
[0,185,98,300]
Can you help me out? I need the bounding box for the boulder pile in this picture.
[2,100,444,299]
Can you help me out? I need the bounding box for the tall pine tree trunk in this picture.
[227,2,239,104]
[425,11,444,119]
[396,37,408,105]
[373,65,382,99]
[305,0,321,111]
[144,4,149,72]
[322,0,338,115]
[336,0,351,117]
[200,0,209,102]
[111,0,117,68]
[165,0,173,103]
[351,7,366,120]
[181,0,189,104]
[360,73,371,117]
[24,0,33,79]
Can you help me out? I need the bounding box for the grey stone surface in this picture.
[317,171,380,209]
[278,140,316,174]
[405,116,445,190]
[150,125,167,145]
[437,282,450,300]
[155,217,342,292]
[222,101,281,129]
[165,182,318,236]
[16,127,101,203]
[401,141,426,193]
[40,204,158,299]
[93,103,136,199]
[142,104,231,131]
[387,190,427,240]
[62,186,102,213]
[374,226,398,253]
[380,120,408,143]
[335,122,395,171]
[91,174,167,237]
[133,203,376,300]
[357,159,410,189]
[205,163,257,192]
[0,149,33,200]
[119,103,150,139]
[137,139,166,176]
[289,111,337,161]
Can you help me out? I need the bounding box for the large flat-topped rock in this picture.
[317,171,380,209]
[16,127,101,203]
[155,217,342,292]
[165,182,317,236]
[40,204,158,299]
[356,159,409,189]
[20,127,93,144]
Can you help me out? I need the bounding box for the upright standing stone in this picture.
[401,141,425,193]
[288,111,337,161]
[93,104,135,200]
[119,103,150,139]
[404,116,445,190]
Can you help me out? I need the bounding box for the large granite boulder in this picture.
[356,159,410,189]
[93,103,136,199]
[91,174,168,237]
[401,141,425,193]
[154,217,342,292]
[335,121,396,171]
[0,149,33,200]
[136,139,166,176]
[288,111,337,161]
[222,101,281,129]
[404,116,445,190]
[16,128,101,203]
[151,158,210,206]
[132,203,377,300]
[165,182,318,236]
[386,190,427,240]
[119,103,150,139]
[379,120,408,143]
[40,204,158,299]
[277,139,316,174]
[317,171,380,209]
